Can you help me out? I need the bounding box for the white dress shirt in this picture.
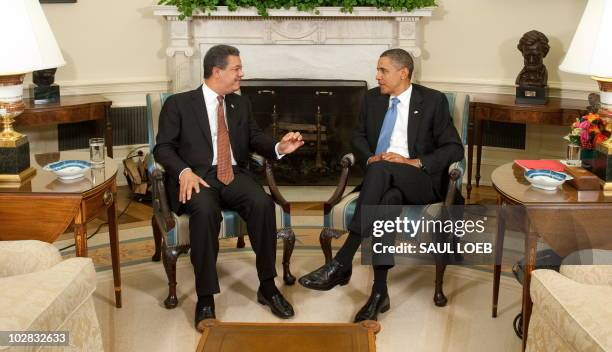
[386,84,412,158]
[202,82,237,166]
[179,83,283,180]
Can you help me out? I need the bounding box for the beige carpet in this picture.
[94,249,523,352]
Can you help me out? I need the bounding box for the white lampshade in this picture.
[559,0,612,78]
[0,0,65,75]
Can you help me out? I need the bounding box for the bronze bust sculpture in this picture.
[587,92,601,114]
[515,30,549,87]
[33,68,57,87]
[515,30,550,104]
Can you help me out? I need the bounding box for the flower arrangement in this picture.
[565,113,610,149]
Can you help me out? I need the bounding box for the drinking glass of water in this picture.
[89,138,105,167]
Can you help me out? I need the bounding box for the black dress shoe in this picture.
[298,259,352,291]
[194,302,216,331]
[353,289,390,323]
[257,289,295,319]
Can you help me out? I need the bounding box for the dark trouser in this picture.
[184,167,277,296]
[345,161,439,266]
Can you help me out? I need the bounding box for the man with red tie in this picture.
[154,45,304,330]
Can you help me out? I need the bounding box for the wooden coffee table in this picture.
[196,320,381,352]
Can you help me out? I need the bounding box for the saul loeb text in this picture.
[370,216,493,255]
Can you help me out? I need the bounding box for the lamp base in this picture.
[0,167,36,188]
[0,136,36,185]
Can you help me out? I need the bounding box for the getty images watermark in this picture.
[371,215,492,255]
[359,204,612,266]
[358,204,498,266]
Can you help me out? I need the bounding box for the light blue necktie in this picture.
[375,97,400,154]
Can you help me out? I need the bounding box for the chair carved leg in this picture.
[319,228,334,264]
[319,228,332,264]
[434,259,448,307]
[162,245,187,309]
[237,235,246,248]
[151,217,162,262]
[277,228,296,285]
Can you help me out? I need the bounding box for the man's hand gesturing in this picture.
[277,132,305,155]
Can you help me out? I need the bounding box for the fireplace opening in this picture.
[240,79,367,186]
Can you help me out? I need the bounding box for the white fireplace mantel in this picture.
[153,5,435,92]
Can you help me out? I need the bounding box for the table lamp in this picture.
[0,0,65,185]
[559,0,612,188]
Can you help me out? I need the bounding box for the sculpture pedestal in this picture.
[515,85,547,105]
[31,84,60,104]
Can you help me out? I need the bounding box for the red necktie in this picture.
[216,95,234,185]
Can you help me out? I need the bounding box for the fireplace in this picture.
[153,5,435,184]
[240,79,366,185]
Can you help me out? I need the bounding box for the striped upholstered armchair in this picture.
[318,92,469,307]
[146,93,296,309]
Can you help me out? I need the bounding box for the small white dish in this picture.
[43,160,91,180]
[524,169,571,191]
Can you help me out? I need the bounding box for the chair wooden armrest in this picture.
[150,162,176,232]
[264,159,290,213]
[444,166,463,206]
[324,153,355,212]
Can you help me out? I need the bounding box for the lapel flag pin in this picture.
[414,110,419,114]
[230,104,235,109]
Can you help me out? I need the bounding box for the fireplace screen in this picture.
[240,79,367,186]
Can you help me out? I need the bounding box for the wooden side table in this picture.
[0,151,122,308]
[196,320,381,352]
[466,94,585,199]
[16,95,113,157]
[491,162,612,351]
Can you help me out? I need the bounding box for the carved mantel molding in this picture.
[153,6,434,92]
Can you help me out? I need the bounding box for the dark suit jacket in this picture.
[352,84,464,199]
[153,86,278,213]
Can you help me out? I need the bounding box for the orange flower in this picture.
[586,113,601,122]
[594,133,608,145]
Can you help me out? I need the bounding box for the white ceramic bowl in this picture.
[43,160,91,180]
[524,169,570,191]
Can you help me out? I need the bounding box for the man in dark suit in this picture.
[154,45,304,329]
[299,48,464,322]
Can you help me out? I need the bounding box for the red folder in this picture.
[514,160,565,172]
